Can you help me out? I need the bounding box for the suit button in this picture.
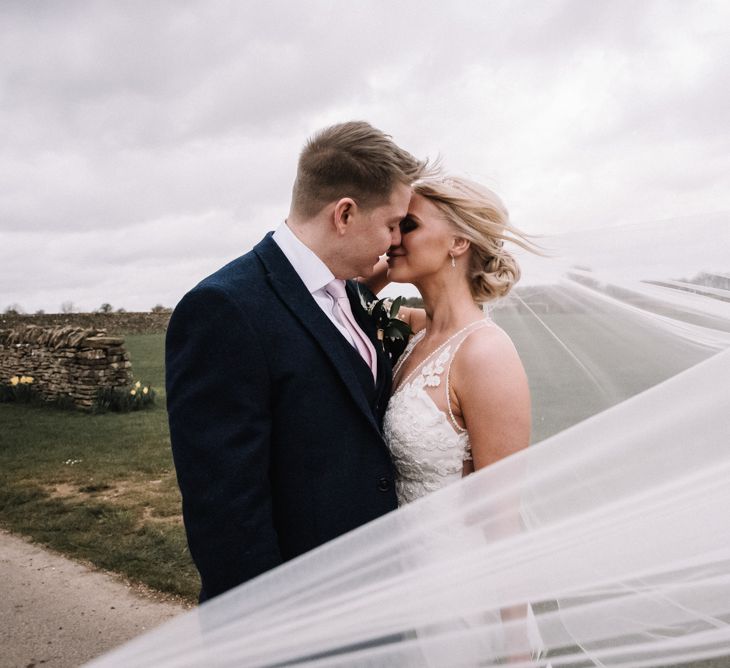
[377,477,391,492]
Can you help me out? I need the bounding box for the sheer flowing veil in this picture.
[89,217,730,667]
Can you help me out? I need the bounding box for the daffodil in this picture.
[10,376,19,386]
[142,387,149,395]
[135,381,142,389]
[130,389,137,396]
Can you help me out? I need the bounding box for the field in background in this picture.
[493,284,717,442]
[0,333,198,601]
[0,287,721,599]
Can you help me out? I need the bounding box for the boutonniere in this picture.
[357,284,412,363]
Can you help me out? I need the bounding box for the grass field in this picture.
[493,305,713,443]
[0,334,199,601]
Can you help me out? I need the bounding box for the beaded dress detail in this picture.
[384,321,491,505]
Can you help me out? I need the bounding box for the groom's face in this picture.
[345,182,411,277]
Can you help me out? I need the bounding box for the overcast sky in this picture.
[1,0,729,313]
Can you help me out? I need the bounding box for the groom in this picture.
[166,121,426,601]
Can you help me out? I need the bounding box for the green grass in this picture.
[0,333,199,601]
[492,310,711,443]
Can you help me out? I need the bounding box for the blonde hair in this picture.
[413,176,537,303]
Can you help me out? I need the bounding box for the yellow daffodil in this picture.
[10,376,19,386]
[130,389,137,396]
[135,381,142,389]
[142,387,149,395]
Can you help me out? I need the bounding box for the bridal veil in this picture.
[89,217,730,667]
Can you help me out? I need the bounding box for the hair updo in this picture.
[412,176,536,303]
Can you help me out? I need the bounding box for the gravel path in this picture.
[4,529,728,668]
[0,529,188,668]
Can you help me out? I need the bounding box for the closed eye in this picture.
[400,216,417,234]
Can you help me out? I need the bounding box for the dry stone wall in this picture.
[0,312,171,335]
[0,325,132,410]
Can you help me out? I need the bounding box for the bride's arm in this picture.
[452,328,531,468]
[397,305,427,334]
[358,259,428,334]
[360,256,390,295]
[451,328,533,662]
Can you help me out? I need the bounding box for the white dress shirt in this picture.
[272,222,359,348]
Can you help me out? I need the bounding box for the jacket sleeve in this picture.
[165,284,281,600]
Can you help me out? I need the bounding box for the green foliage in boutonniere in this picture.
[357,284,413,364]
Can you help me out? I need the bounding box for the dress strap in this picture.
[445,320,492,434]
[393,320,485,394]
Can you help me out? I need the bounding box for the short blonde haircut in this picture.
[413,176,536,303]
[292,121,428,218]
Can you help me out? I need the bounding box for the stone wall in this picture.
[0,312,171,336]
[0,325,133,410]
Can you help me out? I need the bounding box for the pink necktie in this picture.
[325,280,377,381]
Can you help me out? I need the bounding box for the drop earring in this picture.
[450,254,456,268]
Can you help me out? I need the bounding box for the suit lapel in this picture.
[254,235,383,436]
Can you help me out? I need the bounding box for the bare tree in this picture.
[60,301,75,314]
[98,303,113,314]
[151,304,172,313]
[4,303,24,315]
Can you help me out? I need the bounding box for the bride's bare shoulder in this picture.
[454,322,525,381]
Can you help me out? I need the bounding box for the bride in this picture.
[363,175,543,662]
[366,175,534,504]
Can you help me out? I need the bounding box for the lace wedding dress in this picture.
[384,320,484,505]
[383,319,544,662]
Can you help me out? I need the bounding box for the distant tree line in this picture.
[3,303,173,315]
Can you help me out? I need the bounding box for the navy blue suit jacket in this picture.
[166,233,398,601]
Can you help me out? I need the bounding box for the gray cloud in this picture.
[1,0,729,311]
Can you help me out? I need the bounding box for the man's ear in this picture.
[333,198,357,235]
[451,236,471,258]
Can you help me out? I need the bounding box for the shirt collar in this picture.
[272,221,335,294]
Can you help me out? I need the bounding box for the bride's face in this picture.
[386,193,454,284]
